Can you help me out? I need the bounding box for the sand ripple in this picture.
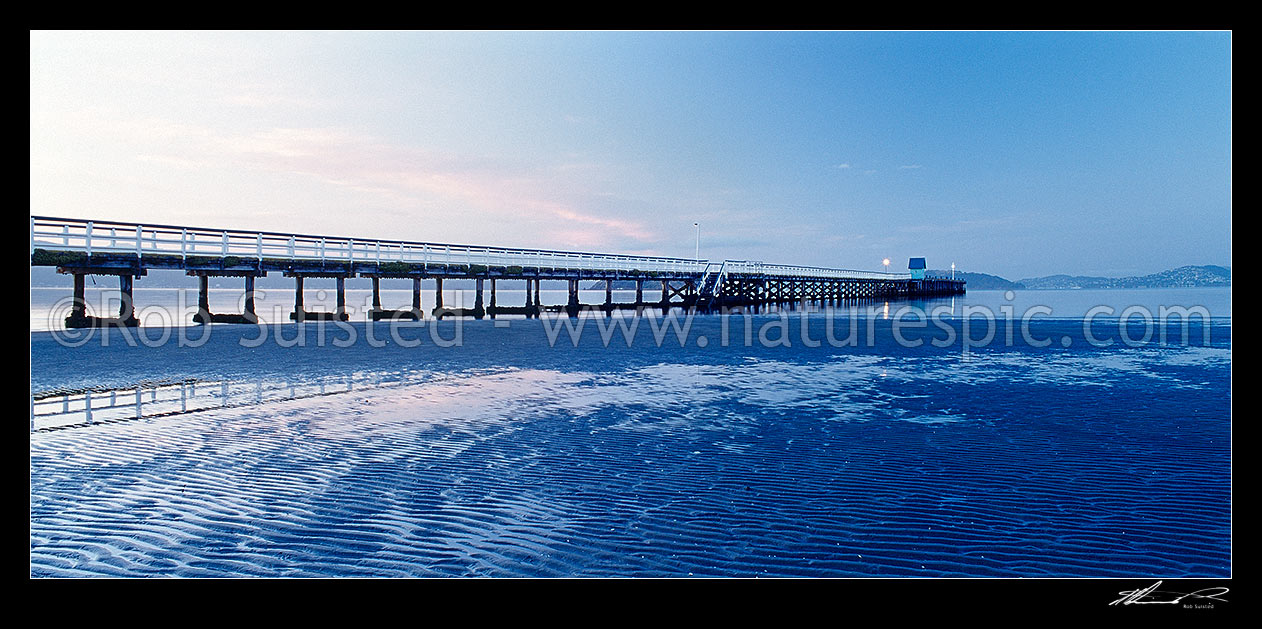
[31,347,1231,578]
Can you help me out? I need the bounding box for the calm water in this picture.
[29,288,1231,577]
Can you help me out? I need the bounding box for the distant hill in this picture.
[1017,265,1231,289]
[926,270,1024,290]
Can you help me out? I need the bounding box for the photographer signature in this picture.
[1110,581,1229,606]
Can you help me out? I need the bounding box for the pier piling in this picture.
[186,270,261,324]
[293,276,305,318]
[118,274,136,324]
[335,276,345,320]
[474,278,485,319]
[194,275,210,323]
[433,277,445,319]
[567,279,580,317]
[245,275,256,320]
[287,272,348,322]
[71,273,86,321]
[365,275,421,321]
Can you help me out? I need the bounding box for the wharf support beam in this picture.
[433,277,488,320]
[285,272,350,322]
[486,279,538,318]
[660,279,697,313]
[431,277,447,319]
[60,267,144,328]
[189,270,262,324]
[365,276,422,321]
[567,279,581,317]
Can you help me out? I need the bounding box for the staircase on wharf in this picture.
[31,216,965,328]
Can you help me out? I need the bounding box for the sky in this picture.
[29,31,1231,280]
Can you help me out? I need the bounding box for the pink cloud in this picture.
[50,110,663,251]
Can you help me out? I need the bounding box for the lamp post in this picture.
[882,258,890,274]
[951,262,956,280]
[694,222,699,263]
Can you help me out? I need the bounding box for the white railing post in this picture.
[180,229,187,259]
[221,231,228,256]
[136,225,143,255]
[85,222,93,256]
[320,238,326,262]
[256,233,263,260]
[288,236,295,258]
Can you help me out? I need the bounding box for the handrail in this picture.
[31,215,706,274]
[712,260,729,296]
[31,215,928,282]
[31,215,699,265]
[723,259,911,280]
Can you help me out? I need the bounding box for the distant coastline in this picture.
[925,265,1231,290]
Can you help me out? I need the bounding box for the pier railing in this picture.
[724,260,910,280]
[31,216,707,275]
[32,216,913,281]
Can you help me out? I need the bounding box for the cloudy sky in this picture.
[30,31,1231,279]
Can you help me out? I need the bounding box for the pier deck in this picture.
[32,216,964,326]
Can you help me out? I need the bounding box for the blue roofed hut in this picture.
[908,257,927,280]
